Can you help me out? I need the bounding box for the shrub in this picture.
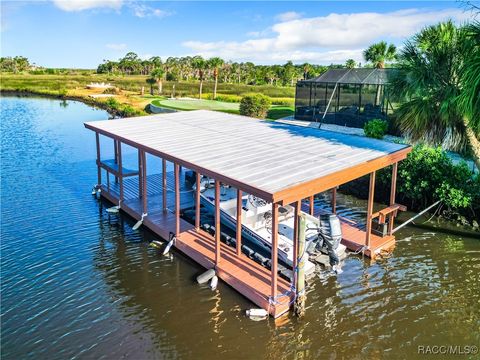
[379,145,479,214]
[105,97,120,109]
[239,93,271,118]
[364,118,388,139]
[121,105,139,117]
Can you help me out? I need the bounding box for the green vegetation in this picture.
[239,93,271,118]
[363,41,397,68]
[392,21,480,168]
[379,145,479,224]
[104,97,143,117]
[267,106,294,120]
[364,119,388,139]
[152,98,239,113]
[96,52,338,86]
[0,56,31,73]
[343,145,479,226]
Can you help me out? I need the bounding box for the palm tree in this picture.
[302,63,312,80]
[345,59,356,69]
[191,56,206,98]
[458,21,480,168]
[151,67,165,94]
[145,77,156,96]
[208,57,224,99]
[363,41,396,68]
[364,41,397,104]
[391,20,480,168]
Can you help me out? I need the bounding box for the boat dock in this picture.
[85,110,411,317]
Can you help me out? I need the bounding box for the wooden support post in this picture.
[271,202,279,300]
[118,142,124,203]
[114,140,119,183]
[331,187,337,214]
[388,163,398,235]
[141,151,147,214]
[175,163,180,236]
[236,189,242,256]
[195,172,200,230]
[95,133,101,185]
[292,201,300,289]
[215,180,221,265]
[309,195,314,216]
[162,158,167,213]
[365,171,376,248]
[294,213,306,318]
[138,150,143,198]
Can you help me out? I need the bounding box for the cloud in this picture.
[52,0,123,12]
[276,11,302,22]
[106,43,127,51]
[130,4,174,18]
[182,8,471,64]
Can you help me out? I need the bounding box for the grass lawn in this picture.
[267,106,294,119]
[151,98,240,113]
[151,98,294,120]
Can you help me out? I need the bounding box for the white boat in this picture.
[196,178,321,276]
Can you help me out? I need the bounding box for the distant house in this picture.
[294,68,397,128]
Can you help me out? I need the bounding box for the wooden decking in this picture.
[301,202,395,259]
[100,172,291,317]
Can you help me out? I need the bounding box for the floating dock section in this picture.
[85,110,411,317]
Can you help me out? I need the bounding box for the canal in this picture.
[1,96,479,359]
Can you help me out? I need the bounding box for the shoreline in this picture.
[0,89,148,117]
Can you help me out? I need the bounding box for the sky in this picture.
[1,0,478,68]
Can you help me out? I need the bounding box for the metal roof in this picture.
[302,68,397,85]
[85,110,410,203]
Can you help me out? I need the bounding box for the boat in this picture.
[188,174,346,276]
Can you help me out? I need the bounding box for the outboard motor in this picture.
[317,214,342,266]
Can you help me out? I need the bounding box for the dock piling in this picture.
[294,213,306,318]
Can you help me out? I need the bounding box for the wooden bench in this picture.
[372,204,407,224]
[98,159,139,178]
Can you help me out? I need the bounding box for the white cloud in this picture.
[276,11,302,22]
[130,4,173,18]
[183,8,471,64]
[106,43,127,51]
[52,0,123,12]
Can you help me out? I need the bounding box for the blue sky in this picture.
[1,1,477,68]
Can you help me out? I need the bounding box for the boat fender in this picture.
[91,185,98,195]
[210,275,218,291]
[220,232,229,243]
[226,237,236,248]
[254,253,268,265]
[132,213,147,231]
[162,233,176,255]
[197,268,216,284]
[246,309,268,320]
[241,245,254,258]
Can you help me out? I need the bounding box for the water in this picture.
[1,96,479,359]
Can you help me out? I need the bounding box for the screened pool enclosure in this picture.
[295,68,397,128]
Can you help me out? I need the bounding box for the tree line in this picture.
[96,53,345,87]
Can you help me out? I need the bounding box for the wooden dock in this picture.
[85,110,411,317]
[101,173,291,317]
